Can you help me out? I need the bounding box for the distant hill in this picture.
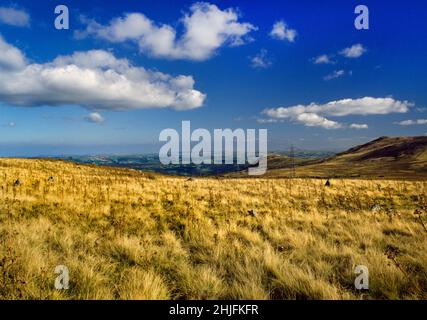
[17,136,427,179]
[336,136,427,160]
[260,136,427,179]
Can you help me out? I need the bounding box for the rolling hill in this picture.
[262,136,427,179]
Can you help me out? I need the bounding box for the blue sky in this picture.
[0,0,426,156]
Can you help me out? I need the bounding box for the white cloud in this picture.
[0,7,29,27]
[262,97,412,130]
[295,113,342,129]
[0,36,206,111]
[350,123,368,129]
[313,45,365,65]
[340,44,366,58]
[264,97,411,118]
[270,20,297,42]
[76,2,256,61]
[324,69,346,81]
[395,119,427,126]
[85,112,105,123]
[0,35,27,70]
[250,49,272,69]
[313,54,334,64]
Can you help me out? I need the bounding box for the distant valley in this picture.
[39,136,427,179]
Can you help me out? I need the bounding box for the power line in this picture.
[290,144,296,178]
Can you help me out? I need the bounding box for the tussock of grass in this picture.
[0,158,426,299]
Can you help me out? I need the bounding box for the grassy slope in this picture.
[0,158,427,299]
[262,137,427,179]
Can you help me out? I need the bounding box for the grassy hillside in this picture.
[260,136,427,179]
[0,158,427,299]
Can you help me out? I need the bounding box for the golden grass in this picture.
[0,158,426,300]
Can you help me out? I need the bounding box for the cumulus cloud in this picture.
[250,49,272,69]
[340,43,366,58]
[0,7,29,27]
[85,112,105,123]
[264,97,411,118]
[76,2,256,61]
[0,35,27,70]
[261,97,412,130]
[313,45,366,65]
[0,36,206,111]
[324,69,346,81]
[395,119,427,126]
[313,54,334,64]
[269,20,297,42]
[350,123,368,129]
[295,113,342,129]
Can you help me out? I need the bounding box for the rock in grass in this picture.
[371,204,381,212]
[247,209,257,217]
[14,179,22,186]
